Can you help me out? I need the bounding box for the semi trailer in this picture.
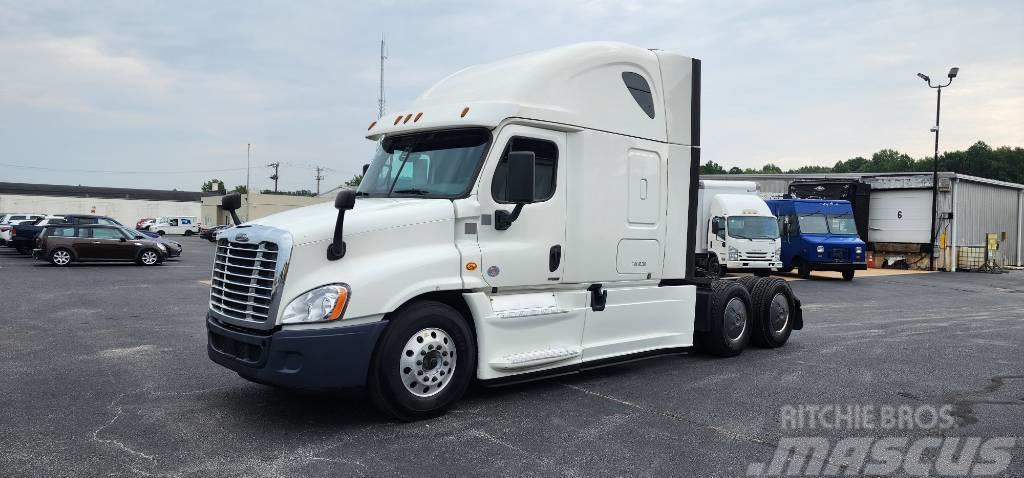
[204,42,803,420]
[694,180,782,278]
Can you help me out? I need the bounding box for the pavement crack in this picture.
[92,390,157,464]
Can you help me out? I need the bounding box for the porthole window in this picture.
[622,72,655,119]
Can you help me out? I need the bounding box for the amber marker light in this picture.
[326,287,350,321]
[460,106,470,117]
[403,113,413,124]
[414,112,423,122]
[367,121,377,130]
[465,262,478,271]
[393,115,402,125]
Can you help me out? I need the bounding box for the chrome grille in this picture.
[210,239,279,323]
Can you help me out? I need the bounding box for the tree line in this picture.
[700,141,1024,184]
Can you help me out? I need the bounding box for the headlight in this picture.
[775,243,782,258]
[281,284,351,324]
[855,246,863,254]
[816,245,825,254]
[728,246,740,261]
[157,244,167,252]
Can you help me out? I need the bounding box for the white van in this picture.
[204,42,804,420]
[152,216,200,236]
[695,180,782,277]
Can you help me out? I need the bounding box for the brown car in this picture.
[33,224,168,266]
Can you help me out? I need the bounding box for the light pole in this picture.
[916,67,958,271]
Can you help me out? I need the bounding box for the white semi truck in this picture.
[205,42,803,420]
[695,180,782,278]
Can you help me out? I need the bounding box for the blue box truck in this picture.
[765,199,867,280]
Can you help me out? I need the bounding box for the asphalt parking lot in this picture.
[1,237,1022,477]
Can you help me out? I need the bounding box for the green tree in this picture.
[761,163,783,173]
[344,174,363,188]
[728,166,744,174]
[201,179,225,193]
[232,185,248,194]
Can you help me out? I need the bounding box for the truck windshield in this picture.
[798,214,829,234]
[727,216,780,240]
[358,128,491,198]
[828,214,858,235]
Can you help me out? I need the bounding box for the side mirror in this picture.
[495,151,536,231]
[711,221,720,234]
[222,193,242,225]
[505,151,536,204]
[327,190,357,260]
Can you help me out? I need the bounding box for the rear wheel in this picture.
[137,249,161,266]
[157,230,166,236]
[842,270,855,281]
[368,301,476,421]
[696,280,752,357]
[184,230,194,236]
[49,248,73,266]
[748,278,794,348]
[705,255,723,278]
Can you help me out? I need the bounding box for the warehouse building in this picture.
[200,192,331,226]
[703,172,1024,271]
[0,182,203,226]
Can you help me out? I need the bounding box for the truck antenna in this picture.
[378,33,387,119]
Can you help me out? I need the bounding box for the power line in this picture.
[0,162,256,174]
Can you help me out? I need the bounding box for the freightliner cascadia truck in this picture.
[205,43,803,420]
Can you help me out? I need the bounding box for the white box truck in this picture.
[695,180,782,277]
[205,42,803,420]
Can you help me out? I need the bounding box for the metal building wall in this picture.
[953,179,1021,265]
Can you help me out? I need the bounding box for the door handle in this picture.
[92,241,102,244]
[549,245,561,272]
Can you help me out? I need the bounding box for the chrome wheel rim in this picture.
[52,250,71,265]
[724,297,748,341]
[141,251,158,265]
[769,293,790,333]
[400,328,456,398]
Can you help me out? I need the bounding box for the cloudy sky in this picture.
[1,0,1021,192]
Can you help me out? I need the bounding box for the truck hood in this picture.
[247,197,455,246]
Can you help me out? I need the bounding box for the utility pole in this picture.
[378,34,387,119]
[315,167,325,195]
[246,143,252,222]
[267,162,280,192]
[915,67,959,271]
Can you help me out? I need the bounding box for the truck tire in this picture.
[705,255,723,278]
[797,260,811,279]
[184,230,194,236]
[842,270,855,281]
[696,280,752,357]
[748,278,794,348]
[368,301,476,421]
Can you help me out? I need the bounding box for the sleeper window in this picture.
[491,137,558,203]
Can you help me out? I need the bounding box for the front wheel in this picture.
[842,270,855,281]
[368,301,476,421]
[49,248,73,266]
[184,230,193,236]
[137,249,161,266]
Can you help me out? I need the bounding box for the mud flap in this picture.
[791,296,804,330]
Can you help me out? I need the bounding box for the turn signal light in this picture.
[367,121,377,130]
[327,287,350,321]
[466,262,478,271]
[414,112,423,122]
[460,106,470,118]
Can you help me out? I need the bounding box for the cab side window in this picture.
[169,218,179,226]
[491,137,558,203]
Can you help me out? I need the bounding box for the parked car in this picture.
[152,216,201,236]
[137,218,156,230]
[33,224,168,266]
[0,213,45,245]
[140,229,182,257]
[199,224,230,242]
[8,215,66,254]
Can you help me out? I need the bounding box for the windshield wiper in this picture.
[392,188,430,195]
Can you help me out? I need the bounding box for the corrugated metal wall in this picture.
[954,179,1021,265]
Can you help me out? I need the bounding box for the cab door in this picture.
[475,126,567,287]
